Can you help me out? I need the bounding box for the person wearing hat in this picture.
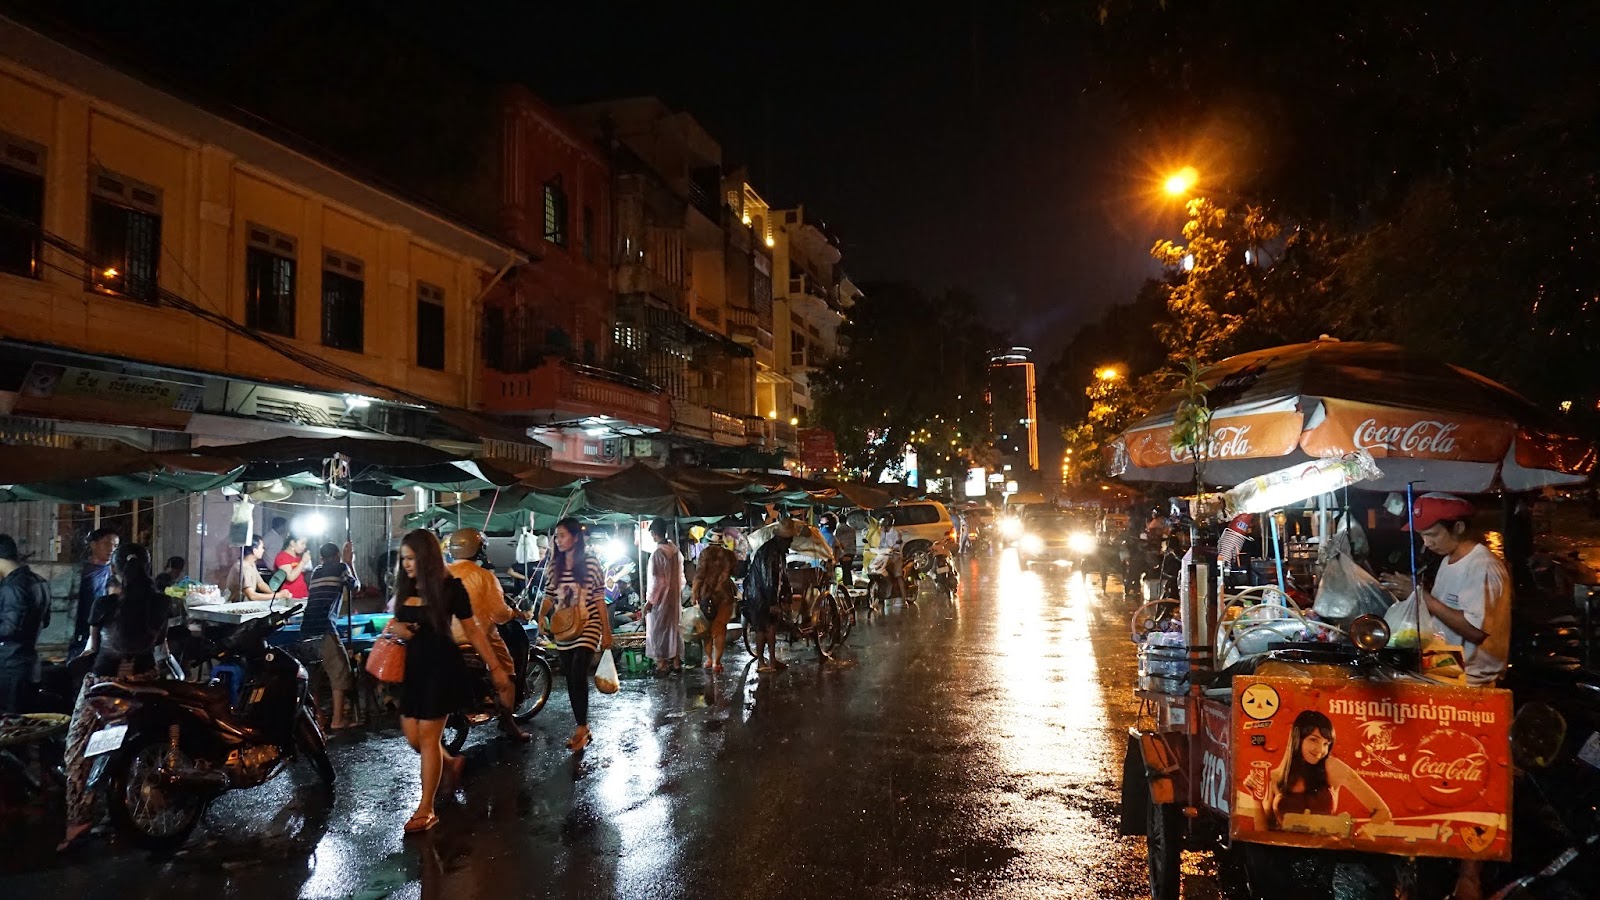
[445,528,526,742]
[1379,496,1509,900]
[1380,493,1512,689]
[0,534,51,713]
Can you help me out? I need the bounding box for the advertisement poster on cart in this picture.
[1230,676,1512,861]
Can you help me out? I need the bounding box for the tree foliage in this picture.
[812,283,1001,483]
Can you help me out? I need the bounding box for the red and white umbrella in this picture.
[1105,339,1595,493]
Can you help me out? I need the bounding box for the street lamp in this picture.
[1163,167,1198,197]
[1095,366,1122,382]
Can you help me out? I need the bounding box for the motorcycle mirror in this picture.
[267,569,288,592]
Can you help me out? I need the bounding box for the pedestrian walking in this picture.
[693,532,737,672]
[59,543,170,851]
[390,530,512,834]
[0,534,51,713]
[539,517,609,752]
[644,519,683,675]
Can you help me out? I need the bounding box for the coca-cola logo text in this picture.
[1172,425,1254,462]
[1353,418,1460,456]
[1411,729,1489,807]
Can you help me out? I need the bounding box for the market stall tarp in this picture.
[581,463,745,518]
[1106,339,1596,492]
[192,436,519,492]
[0,445,243,503]
[404,485,586,533]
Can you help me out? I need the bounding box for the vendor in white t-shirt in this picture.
[1382,493,1512,687]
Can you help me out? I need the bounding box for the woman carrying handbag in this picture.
[540,517,609,752]
[387,530,513,834]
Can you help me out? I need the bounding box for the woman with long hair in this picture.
[1266,710,1393,830]
[390,529,512,834]
[59,543,171,851]
[539,518,609,751]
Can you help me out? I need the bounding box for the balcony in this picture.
[482,360,669,431]
[671,398,712,439]
[617,260,686,312]
[743,415,772,447]
[691,293,723,330]
[711,409,746,446]
[728,306,774,353]
[773,420,797,447]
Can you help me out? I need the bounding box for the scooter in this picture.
[442,632,554,754]
[79,604,333,850]
[910,542,958,601]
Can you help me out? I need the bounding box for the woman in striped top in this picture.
[540,517,609,751]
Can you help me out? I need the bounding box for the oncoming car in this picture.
[1014,508,1098,568]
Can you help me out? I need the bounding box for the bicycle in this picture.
[743,565,856,661]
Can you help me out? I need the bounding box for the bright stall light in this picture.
[295,512,328,537]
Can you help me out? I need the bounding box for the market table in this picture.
[187,601,284,625]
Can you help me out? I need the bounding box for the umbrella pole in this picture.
[345,488,353,653]
[1407,480,1421,661]
[1270,512,1286,602]
[199,491,207,578]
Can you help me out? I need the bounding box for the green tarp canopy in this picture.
[581,462,746,518]
[0,446,243,503]
[404,485,587,533]
[191,436,519,492]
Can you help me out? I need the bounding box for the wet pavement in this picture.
[2,553,1227,899]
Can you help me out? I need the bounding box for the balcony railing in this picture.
[482,360,669,430]
[728,305,774,351]
[671,398,712,437]
[711,409,745,446]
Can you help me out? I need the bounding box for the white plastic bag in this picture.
[1313,551,1392,625]
[593,649,620,694]
[1383,594,1422,648]
[680,604,706,637]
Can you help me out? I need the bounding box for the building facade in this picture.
[0,18,531,579]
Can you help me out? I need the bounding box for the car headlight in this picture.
[1020,533,1044,553]
[1000,518,1023,538]
[1068,532,1096,555]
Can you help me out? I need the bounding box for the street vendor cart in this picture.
[1105,340,1597,899]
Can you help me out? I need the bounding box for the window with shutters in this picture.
[321,250,364,352]
[244,224,297,337]
[0,134,45,279]
[88,169,161,302]
[416,281,446,370]
[542,178,567,247]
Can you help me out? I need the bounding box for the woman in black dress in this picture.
[391,529,512,834]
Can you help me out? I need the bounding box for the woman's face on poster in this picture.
[1299,729,1333,765]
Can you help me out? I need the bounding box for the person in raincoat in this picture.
[693,529,738,673]
[644,519,684,674]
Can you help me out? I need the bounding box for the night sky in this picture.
[13,0,1173,363]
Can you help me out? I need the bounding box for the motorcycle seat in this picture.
[88,677,236,720]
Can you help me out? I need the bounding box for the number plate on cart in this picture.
[84,724,127,758]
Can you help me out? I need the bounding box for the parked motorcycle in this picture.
[909,542,958,601]
[79,604,333,850]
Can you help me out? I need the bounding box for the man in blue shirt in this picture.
[303,541,358,730]
[69,528,118,659]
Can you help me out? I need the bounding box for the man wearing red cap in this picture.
[1385,493,1512,688]
[1382,492,1510,900]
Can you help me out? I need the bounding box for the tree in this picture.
[812,283,1002,483]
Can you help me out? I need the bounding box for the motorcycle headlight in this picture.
[1020,533,1044,553]
[1000,518,1023,538]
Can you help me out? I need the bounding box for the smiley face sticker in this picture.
[1240,683,1282,721]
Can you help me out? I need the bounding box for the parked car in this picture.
[872,501,956,557]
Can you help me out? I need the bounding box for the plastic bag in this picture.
[680,604,706,637]
[1313,550,1392,626]
[1383,594,1421,648]
[593,649,620,694]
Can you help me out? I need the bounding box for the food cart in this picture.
[1104,340,1597,898]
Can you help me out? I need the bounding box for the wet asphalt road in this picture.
[3,553,1228,899]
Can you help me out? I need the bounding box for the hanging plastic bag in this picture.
[593,649,620,694]
[1313,550,1392,626]
[1383,594,1422,648]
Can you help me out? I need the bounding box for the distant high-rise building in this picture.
[987,347,1039,483]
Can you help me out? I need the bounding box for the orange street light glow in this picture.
[1163,167,1198,196]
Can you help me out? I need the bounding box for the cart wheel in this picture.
[1146,783,1182,900]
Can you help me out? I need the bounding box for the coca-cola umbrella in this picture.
[1105,338,1595,492]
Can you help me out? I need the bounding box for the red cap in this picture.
[1403,494,1475,531]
